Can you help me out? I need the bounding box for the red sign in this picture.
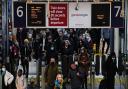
[48,3,68,27]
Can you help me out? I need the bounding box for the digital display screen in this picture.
[27,4,46,27]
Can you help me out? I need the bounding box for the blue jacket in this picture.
[101,28,110,39]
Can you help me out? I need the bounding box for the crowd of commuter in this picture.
[0,28,121,89]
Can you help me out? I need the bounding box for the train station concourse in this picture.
[0,0,128,89]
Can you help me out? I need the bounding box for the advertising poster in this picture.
[91,3,110,27]
[69,2,91,28]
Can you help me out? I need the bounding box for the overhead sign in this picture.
[111,2,124,28]
[48,3,68,28]
[13,2,26,28]
[27,3,46,27]
[91,3,110,27]
[13,2,112,28]
[69,2,91,28]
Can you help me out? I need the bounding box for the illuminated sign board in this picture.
[13,2,26,28]
[27,3,46,27]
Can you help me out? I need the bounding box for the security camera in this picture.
[75,3,79,11]
[75,6,79,10]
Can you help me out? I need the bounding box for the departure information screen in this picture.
[27,4,46,27]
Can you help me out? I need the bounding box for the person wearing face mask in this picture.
[16,69,26,89]
[44,58,58,89]
[104,52,118,89]
[0,62,14,89]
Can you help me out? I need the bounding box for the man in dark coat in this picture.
[45,35,58,64]
[105,52,118,89]
[61,40,74,79]
[20,39,32,78]
[68,63,82,89]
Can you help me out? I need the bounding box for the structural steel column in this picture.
[114,28,119,66]
[126,0,128,55]
[125,0,128,89]
[2,0,8,61]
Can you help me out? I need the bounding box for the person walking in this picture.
[20,39,32,78]
[44,58,58,89]
[0,61,14,89]
[61,40,74,79]
[78,48,90,89]
[16,69,26,89]
[68,63,82,89]
[104,52,118,89]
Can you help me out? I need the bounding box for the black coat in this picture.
[68,69,81,89]
[89,28,101,43]
[20,45,32,58]
[61,45,74,55]
[44,42,58,58]
[105,56,117,77]
[33,38,43,59]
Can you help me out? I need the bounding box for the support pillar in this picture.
[114,28,119,67]
[124,0,128,89]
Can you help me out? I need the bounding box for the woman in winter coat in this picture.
[78,48,90,89]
